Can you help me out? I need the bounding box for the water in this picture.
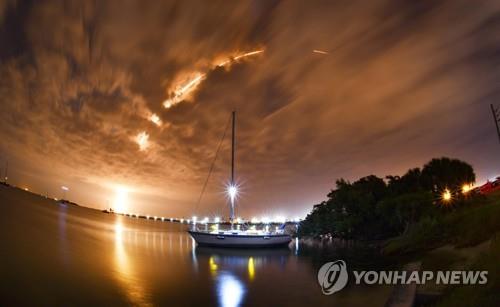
[0,186,391,306]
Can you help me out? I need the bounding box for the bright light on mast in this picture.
[228,184,238,203]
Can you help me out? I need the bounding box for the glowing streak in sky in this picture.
[234,49,264,60]
[149,113,162,126]
[135,131,149,151]
[163,49,264,109]
[313,49,328,55]
[217,49,264,67]
[163,73,204,108]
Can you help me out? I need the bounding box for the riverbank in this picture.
[298,191,499,306]
[382,191,500,306]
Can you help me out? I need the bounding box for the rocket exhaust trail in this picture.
[313,49,328,55]
[233,50,264,61]
[163,49,264,109]
[164,73,205,108]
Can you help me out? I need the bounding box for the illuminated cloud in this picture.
[0,0,498,218]
[149,113,162,126]
[135,132,149,151]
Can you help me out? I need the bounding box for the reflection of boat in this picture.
[195,246,291,259]
[194,246,290,282]
[194,246,289,307]
[188,111,292,248]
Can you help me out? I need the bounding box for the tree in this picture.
[299,201,335,237]
[299,157,476,241]
[377,191,434,235]
[323,176,387,240]
[421,157,475,191]
[386,168,423,195]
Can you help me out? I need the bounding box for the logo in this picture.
[317,259,488,295]
[317,260,348,295]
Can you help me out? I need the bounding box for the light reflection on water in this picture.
[217,272,245,307]
[194,246,292,307]
[58,203,69,266]
[248,257,255,281]
[113,219,152,307]
[0,191,392,306]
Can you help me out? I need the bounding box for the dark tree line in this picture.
[299,157,476,240]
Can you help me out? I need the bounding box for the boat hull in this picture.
[188,231,292,248]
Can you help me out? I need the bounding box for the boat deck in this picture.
[188,230,292,248]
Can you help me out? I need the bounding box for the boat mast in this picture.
[230,111,236,224]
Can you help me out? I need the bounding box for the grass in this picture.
[383,192,500,255]
[433,238,500,307]
[380,192,500,306]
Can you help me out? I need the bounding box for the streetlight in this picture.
[442,189,452,202]
[462,183,473,194]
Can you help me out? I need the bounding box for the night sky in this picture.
[0,0,499,218]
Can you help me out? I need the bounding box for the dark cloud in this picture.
[0,0,499,218]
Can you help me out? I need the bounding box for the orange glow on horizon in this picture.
[113,186,129,213]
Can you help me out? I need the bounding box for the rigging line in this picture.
[194,113,232,212]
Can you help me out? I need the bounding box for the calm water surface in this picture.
[0,187,391,306]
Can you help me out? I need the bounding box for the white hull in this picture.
[188,231,292,248]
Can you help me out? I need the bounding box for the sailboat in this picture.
[188,111,292,248]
